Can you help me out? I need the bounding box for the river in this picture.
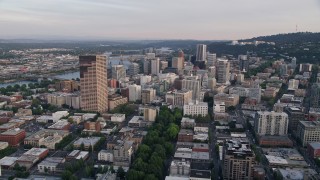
[0,58,131,88]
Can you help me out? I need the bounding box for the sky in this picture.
[0,0,319,40]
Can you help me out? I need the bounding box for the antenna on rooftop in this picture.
[296,24,298,32]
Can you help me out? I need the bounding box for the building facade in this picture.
[80,55,108,113]
[254,111,289,136]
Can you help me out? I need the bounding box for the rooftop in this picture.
[73,137,101,146]
[0,156,18,166]
[24,148,48,156]
[1,128,24,136]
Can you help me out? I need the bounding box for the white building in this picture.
[38,157,64,173]
[98,149,114,162]
[288,79,299,90]
[183,102,208,117]
[255,111,289,136]
[128,84,141,102]
[216,59,230,84]
[229,87,261,103]
[52,111,69,122]
[110,114,126,123]
[140,75,152,87]
[214,101,225,113]
[182,78,201,101]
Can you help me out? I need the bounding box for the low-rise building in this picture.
[84,121,101,132]
[0,141,9,150]
[73,137,101,150]
[0,128,26,146]
[178,129,194,142]
[181,117,195,129]
[110,114,126,123]
[48,120,70,130]
[259,135,293,147]
[113,140,134,167]
[169,159,190,177]
[108,95,128,111]
[38,157,65,173]
[214,93,239,107]
[307,142,320,159]
[24,129,69,149]
[16,148,49,169]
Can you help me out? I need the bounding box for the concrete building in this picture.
[140,75,152,87]
[110,114,126,123]
[0,128,26,146]
[113,141,134,167]
[181,117,196,129]
[207,52,216,66]
[214,93,239,107]
[73,137,101,150]
[284,107,305,133]
[111,64,126,80]
[141,88,156,104]
[108,95,128,111]
[80,55,108,113]
[216,59,230,84]
[178,129,194,142]
[170,160,190,177]
[239,55,249,72]
[160,60,169,70]
[24,129,69,149]
[128,63,140,76]
[84,121,101,132]
[297,121,320,146]
[254,111,289,136]
[288,79,299,90]
[98,149,113,162]
[144,107,157,122]
[151,58,160,75]
[55,80,79,92]
[183,102,208,117]
[214,101,226,113]
[128,84,141,102]
[181,78,201,101]
[229,87,261,103]
[196,44,207,61]
[172,57,184,70]
[165,90,193,108]
[299,63,312,73]
[223,138,255,180]
[38,157,65,173]
[48,120,70,131]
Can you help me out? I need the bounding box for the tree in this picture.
[127,169,145,180]
[144,174,157,180]
[110,165,115,173]
[117,166,126,179]
[166,123,179,140]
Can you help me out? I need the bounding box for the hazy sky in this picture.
[0,0,319,40]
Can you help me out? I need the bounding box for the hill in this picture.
[242,32,320,44]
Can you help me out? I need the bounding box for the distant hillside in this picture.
[242,32,320,43]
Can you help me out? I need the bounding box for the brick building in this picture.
[0,128,26,146]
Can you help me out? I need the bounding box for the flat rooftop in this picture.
[1,128,24,136]
[24,148,48,156]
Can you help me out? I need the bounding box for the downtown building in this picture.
[297,121,320,147]
[223,138,255,180]
[80,55,108,113]
[254,111,289,136]
[183,102,208,117]
[111,64,126,80]
[181,77,201,101]
[196,44,207,61]
[216,59,230,84]
[165,90,193,109]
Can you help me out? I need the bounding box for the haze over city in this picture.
[0,0,320,40]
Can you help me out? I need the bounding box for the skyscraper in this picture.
[207,52,217,66]
[238,55,249,72]
[182,78,200,101]
[216,59,230,84]
[80,55,108,113]
[151,58,160,75]
[128,63,140,76]
[196,44,207,61]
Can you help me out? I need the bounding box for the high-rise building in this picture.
[140,75,152,87]
[297,121,320,146]
[143,59,151,74]
[141,88,156,104]
[172,57,184,70]
[254,111,289,136]
[196,44,207,61]
[111,65,126,80]
[128,63,140,76]
[216,59,230,84]
[284,107,305,134]
[128,84,141,102]
[299,63,313,73]
[311,83,320,108]
[239,55,249,72]
[165,90,193,108]
[181,78,201,101]
[80,55,108,113]
[208,66,216,78]
[151,58,160,75]
[291,57,297,69]
[146,53,156,59]
[223,138,255,180]
[207,52,217,66]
